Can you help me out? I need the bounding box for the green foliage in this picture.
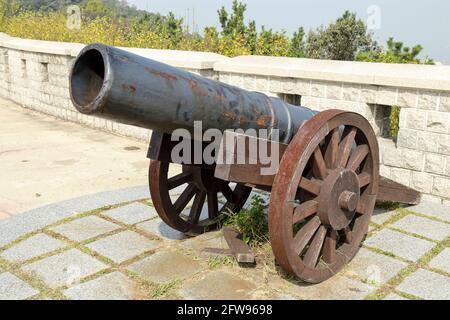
[0,0,433,65]
[226,195,268,245]
[357,37,434,64]
[390,105,400,139]
[305,11,374,61]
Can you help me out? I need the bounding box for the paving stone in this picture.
[364,229,435,261]
[407,202,450,223]
[428,248,450,274]
[397,269,450,300]
[50,216,120,241]
[0,233,65,263]
[136,218,187,241]
[391,215,450,241]
[22,249,107,288]
[0,272,39,300]
[345,248,407,284]
[178,270,258,300]
[287,275,374,300]
[86,230,160,263]
[102,202,158,225]
[128,251,202,284]
[0,185,149,247]
[64,272,145,300]
[384,293,408,300]
[371,208,398,225]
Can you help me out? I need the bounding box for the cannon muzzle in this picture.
[70,44,315,143]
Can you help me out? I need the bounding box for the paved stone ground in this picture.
[0,186,449,300]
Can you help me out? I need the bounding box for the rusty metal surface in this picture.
[268,110,379,283]
[70,44,316,144]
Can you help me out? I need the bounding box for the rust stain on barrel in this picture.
[188,79,209,97]
[122,84,137,94]
[257,115,272,127]
[145,67,178,81]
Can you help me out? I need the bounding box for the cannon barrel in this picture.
[70,44,316,143]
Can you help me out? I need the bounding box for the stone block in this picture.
[432,176,450,198]
[397,89,418,107]
[364,229,434,261]
[417,131,439,153]
[424,153,446,174]
[310,81,326,98]
[438,93,450,112]
[86,230,160,264]
[50,216,120,242]
[376,87,397,105]
[102,202,158,225]
[428,248,450,274]
[360,85,377,103]
[1,233,65,263]
[426,111,449,133]
[390,168,411,186]
[417,90,439,110]
[371,208,398,225]
[342,83,360,101]
[268,77,283,92]
[410,171,432,193]
[437,135,450,155]
[397,269,450,300]
[128,251,202,284]
[22,249,107,288]
[392,214,450,241]
[408,202,450,222]
[64,271,144,300]
[178,270,257,300]
[344,248,407,285]
[396,129,418,149]
[0,272,39,300]
[405,109,426,130]
[137,219,187,241]
[255,76,269,91]
[326,83,342,100]
[281,78,296,93]
[295,79,310,95]
[401,149,424,171]
[242,75,255,90]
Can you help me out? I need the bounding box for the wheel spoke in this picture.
[347,144,369,171]
[221,184,236,203]
[207,192,219,219]
[303,225,327,268]
[293,199,318,224]
[342,226,353,244]
[189,191,206,225]
[324,128,339,169]
[173,184,197,214]
[336,127,357,168]
[313,147,328,180]
[293,216,321,254]
[358,172,372,188]
[299,177,322,195]
[167,171,193,190]
[322,229,337,264]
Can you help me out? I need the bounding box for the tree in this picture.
[289,26,305,58]
[305,11,375,60]
[356,37,433,64]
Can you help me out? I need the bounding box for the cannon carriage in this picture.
[69,44,419,283]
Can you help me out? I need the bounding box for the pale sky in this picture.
[127,0,450,64]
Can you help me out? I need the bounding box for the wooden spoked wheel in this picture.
[269,110,379,283]
[149,160,252,234]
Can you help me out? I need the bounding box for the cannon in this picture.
[70,44,420,283]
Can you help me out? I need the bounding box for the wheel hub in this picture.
[318,169,360,230]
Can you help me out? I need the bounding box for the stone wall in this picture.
[1,33,449,204]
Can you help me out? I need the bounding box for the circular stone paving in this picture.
[0,186,449,300]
